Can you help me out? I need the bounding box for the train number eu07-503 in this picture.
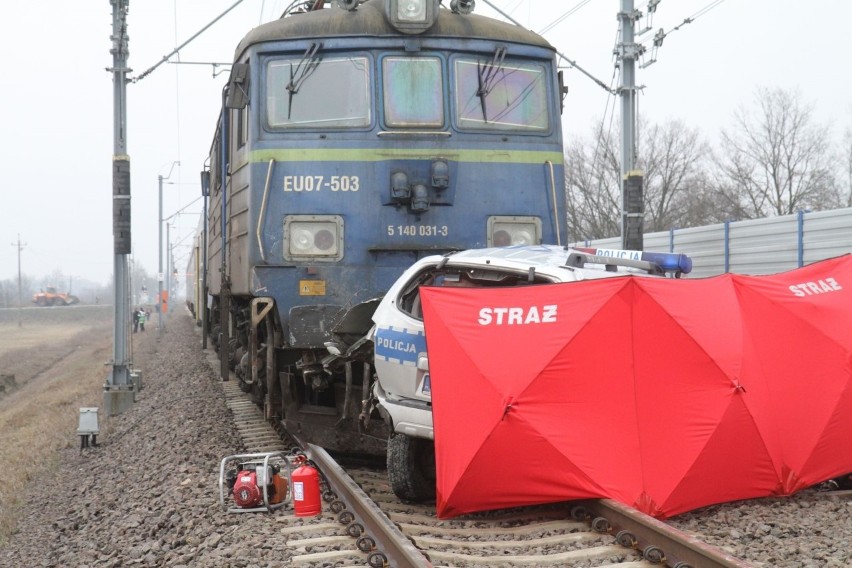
[387,225,449,237]
[283,175,360,192]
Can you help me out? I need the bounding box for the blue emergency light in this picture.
[576,247,693,275]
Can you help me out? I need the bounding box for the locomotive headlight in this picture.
[386,0,436,34]
[284,215,344,261]
[487,216,542,247]
[397,0,425,21]
[292,229,315,252]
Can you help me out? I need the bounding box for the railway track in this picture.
[219,373,759,567]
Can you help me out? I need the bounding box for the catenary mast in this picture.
[105,0,135,415]
[618,0,644,251]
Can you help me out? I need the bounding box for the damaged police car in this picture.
[369,244,692,502]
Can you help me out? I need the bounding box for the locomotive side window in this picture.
[454,58,549,132]
[266,56,371,128]
[382,57,444,128]
[236,105,248,148]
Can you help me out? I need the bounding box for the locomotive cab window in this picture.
[266,56,371,129]
[382,56,444,128]
[236,105,248,148]
[454,57,549,132]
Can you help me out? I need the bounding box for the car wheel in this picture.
[387,433,436,502]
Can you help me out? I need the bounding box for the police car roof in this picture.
[425,245,672,280]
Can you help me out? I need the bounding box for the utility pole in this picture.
[105,0,135,415]
[158,162,179,336]
[11,234,25,328]
[617,0,645,251]
[166,222,172,326]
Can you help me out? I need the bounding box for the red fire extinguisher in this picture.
[291,456,322,517]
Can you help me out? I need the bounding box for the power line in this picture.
[133,0,247,83]
[538,0,594,36]
[639,0,730,67]
[480,0,615,94]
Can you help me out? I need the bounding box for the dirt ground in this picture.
[0,305,120,544]
[0,305,113,391]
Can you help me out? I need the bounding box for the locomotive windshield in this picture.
[265,53,550,132]
[455,58,549,131]
[266,56,371,128]
[382,57,444,127]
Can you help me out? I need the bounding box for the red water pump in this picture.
[231,464,288,508]
[219,451,292,513]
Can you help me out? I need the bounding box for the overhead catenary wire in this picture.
[638,0,730,61]
[537,0,594,36]
[133,0,247,83]
[172,0,184,213]
[480,0,615,94]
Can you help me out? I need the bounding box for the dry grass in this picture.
[0,308,114,545]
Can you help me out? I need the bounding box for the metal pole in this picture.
[158,174,164,334]
[157,162,179,335]
[106,0,134,415]
[17,238,21,327]
[166,222,171,325]
[619,0,644,251]
[11,234,25,328]
[619,0,637,179]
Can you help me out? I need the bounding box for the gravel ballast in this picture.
[1,312,851,567]
[1,315,301,567]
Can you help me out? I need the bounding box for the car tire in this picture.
[387,433,436,502]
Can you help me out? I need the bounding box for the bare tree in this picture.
[640,119,713,231]
[40,269,67,291]
[564,124,621,242]
[714,87,840,218]
[1,275,35,307]
[564,118,714,241]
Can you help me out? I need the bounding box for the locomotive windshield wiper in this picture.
[286,42,323,118]
[476,46,507,122]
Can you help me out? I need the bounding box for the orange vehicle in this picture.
[32,286,80,307]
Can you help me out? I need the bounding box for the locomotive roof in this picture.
[235,0,554,59]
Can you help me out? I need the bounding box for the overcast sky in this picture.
[1,0,850,287]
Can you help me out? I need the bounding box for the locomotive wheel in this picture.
[237,351,252,393]
[250,348,266,406]
[387,433,436,502]
[250,377,264,406]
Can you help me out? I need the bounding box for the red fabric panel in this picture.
[421,255,852,519]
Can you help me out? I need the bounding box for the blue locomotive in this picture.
[199,0,567,455]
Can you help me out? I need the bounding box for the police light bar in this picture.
[575,247,693,275]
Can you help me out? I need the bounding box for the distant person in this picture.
[138,308,147,332]
[133,308,140,333]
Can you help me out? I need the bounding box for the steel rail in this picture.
[301,440,433,568]
[575,499,756,568]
